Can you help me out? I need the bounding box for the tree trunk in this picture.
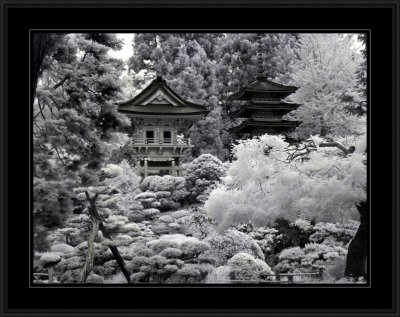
[31,33,50,107]
[85,192,131,283]
[344,200,368,279]
[98,222,131,283]
[78,218,99,283]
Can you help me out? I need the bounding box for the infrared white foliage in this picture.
[287,33,366,139]
[50,243,75,254]
[276,242,348,273]
[204,230,264,266]
[205,134,366,229]
[290,218,313,232]
[228,253,273,281]
[40,252,62,266]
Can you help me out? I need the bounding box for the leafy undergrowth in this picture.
[34,203,364,284]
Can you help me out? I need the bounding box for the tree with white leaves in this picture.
[287,33,366,139]
[205,133,367,279]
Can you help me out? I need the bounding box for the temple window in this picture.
[163,130,172,143]
[146,130,154,143]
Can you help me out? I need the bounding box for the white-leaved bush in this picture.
[228,253,274,281]
[140,175,189,211]
[205,134,366,230]
[102,160,143,218]
[203,229,264,266]
[287,33,366,139]
[309,221,359,247]
[275,242,347,273]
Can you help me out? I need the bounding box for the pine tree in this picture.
[33,33,130,234]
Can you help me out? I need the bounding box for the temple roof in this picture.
[230,102,301,118]
[229,76,298,101]
[117,76,209,116]
[229,119,301,134]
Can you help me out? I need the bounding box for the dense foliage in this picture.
[204,134,366,229]
[33,33,367,284]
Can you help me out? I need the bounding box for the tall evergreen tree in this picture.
[33,33,130,244]
[128,33,299,160]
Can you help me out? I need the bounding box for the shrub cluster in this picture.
[128,234,214,284]
[275,243,347,273]
[203,229,264,266]
[184,154,227,203]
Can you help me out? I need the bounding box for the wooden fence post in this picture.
[318,268,324,279]
[48,267,54,284]
[275,271,280,282]
[288,275,294,283]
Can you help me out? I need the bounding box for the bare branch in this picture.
[319,142,355,156]
[53,75,69,89]
[53,147,67,167]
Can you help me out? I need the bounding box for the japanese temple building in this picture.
[117,76,209,177]
[228,76,302,137]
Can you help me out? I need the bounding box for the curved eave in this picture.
[229,120,302,133]
[118,108,210,117]
[116,77,208,110]
[230,104,300,117]
[252,77,299,91]
[229,89,297,101]
[118,103,208,111]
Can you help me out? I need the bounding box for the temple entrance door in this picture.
[159,169,170,176]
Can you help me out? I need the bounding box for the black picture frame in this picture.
[1,1,399,316]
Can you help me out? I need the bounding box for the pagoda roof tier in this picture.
[230,102,300,118]
[229,119,301,134]
[229,76,298,101]
[117,76,209,116]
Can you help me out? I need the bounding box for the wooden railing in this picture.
[229,269,324,284]
[132,138,191,145]
[33,269,323,284]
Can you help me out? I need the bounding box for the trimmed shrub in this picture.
[276,242,347,273]
[185,154,227,203]
[204,230,264,266]
[228,253,273,281]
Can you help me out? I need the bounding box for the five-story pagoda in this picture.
[228,76,302,137]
